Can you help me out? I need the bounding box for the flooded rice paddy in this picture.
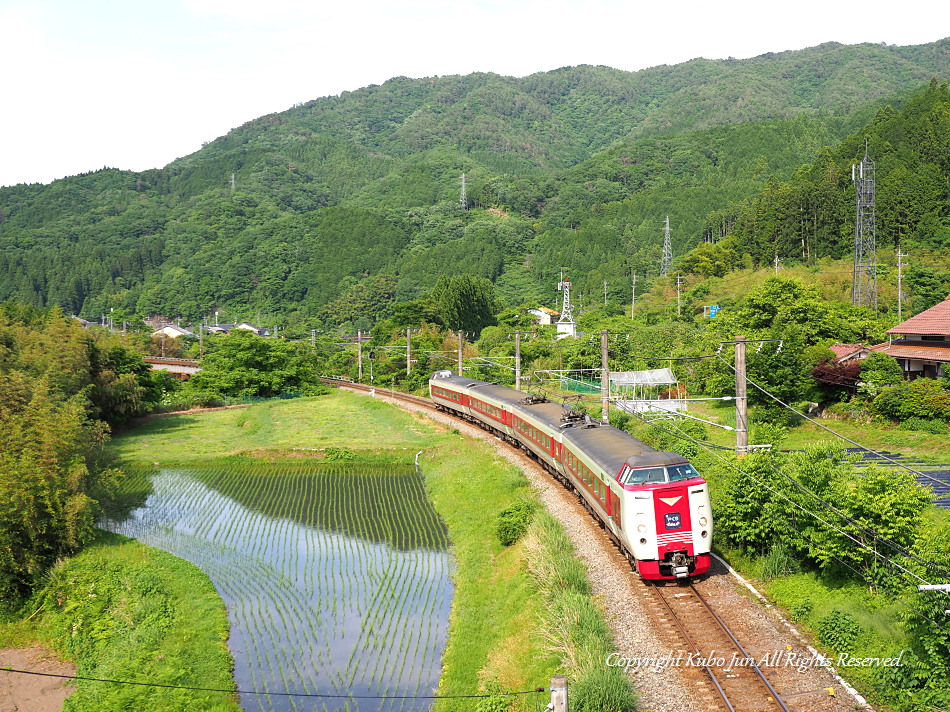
[104,461,453,712]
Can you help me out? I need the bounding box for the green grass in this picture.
[0,531,238,712]
[690,401,950,463]
[107,389,585,709]
[111,391,438,462]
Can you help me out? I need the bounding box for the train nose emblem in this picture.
[659,496,681,506]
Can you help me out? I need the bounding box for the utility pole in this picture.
[550,675,568,712]
[459,173,468,210]
[230,173,236,193]
[601,330,610,424]
[357,329,363,381]
[897,247,909,322]
[406,327,412,376]
[515,330,521,390]
[676,274,684,317]
[735,336,748,456]
[457,331,464,376]
[774,254,781,274]
[311,329,316,349]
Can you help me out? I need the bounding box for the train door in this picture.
[609,488,622,530]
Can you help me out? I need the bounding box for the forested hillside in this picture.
[1,39,949,330]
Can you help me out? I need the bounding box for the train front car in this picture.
[619,455,713,580]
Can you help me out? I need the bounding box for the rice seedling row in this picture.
[105,461,452,712]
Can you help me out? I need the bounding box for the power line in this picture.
[634,406,950,624]
[0,668,547,700]
[715,355,950,491]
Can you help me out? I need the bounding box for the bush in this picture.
[496,501,536,546]
[817,610,861,653]
[324,447,356,462]
[874,378,950,421]
[791,599,813,621]
[825,399,873,422]
[899,417,947,435]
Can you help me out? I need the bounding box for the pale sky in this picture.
[0,0,945,187]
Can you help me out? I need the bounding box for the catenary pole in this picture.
[601,330,610,424]
[735,335,748,455]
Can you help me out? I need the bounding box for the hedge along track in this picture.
[322,379,796,712]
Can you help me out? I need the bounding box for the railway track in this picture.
[322,378,800,712]
[646,580,791,711]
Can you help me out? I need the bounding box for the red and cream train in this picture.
[429,371,712,580]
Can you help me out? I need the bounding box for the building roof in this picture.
[152,324,194,337]
[869,340,950,364]
[887,295,950,335]
[528,306,560,316]
[828,343,867,361]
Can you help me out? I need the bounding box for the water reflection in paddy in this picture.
[105,463,454,712]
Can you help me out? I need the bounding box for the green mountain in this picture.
[1,39,949,328]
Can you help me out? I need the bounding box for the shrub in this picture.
[750,422,788,447]
[825,399,873,422]
[496,501,536,546]
[324,446,356,462]
[817,610,861,653]
[873,379,950,421]
[899,417,947,435]
[791,599,813,621]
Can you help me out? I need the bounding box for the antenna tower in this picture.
[851,141,877,311]
[459,173,468,210]
[661,216,673,276]
[556,272,577,338]
[557,272,574,323]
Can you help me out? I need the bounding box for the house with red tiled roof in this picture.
[828,343,870,363]
[869,295,950,379]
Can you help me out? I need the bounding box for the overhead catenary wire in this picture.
[628,409,950,625]
[624,406,941,589]
[0,668,547,700]
[715,355,950,490]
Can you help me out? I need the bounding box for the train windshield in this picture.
[667,463,701,482]
[620,463,701,485]
[622,467,666,485]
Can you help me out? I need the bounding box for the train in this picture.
[429,371,712,580]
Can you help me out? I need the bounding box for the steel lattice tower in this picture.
[459,173,468,210]
[557,274,574,323]
[660,216,673,276]
[852,144,877,311]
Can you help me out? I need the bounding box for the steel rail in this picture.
[323,377,794,711]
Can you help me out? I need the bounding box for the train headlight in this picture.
[699,516,708,526]
[636,523,646,533]
[701,530,708,538]
[639,538,647,545]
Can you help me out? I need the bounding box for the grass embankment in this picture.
[0,531,238,711]
[109,390,634,710]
